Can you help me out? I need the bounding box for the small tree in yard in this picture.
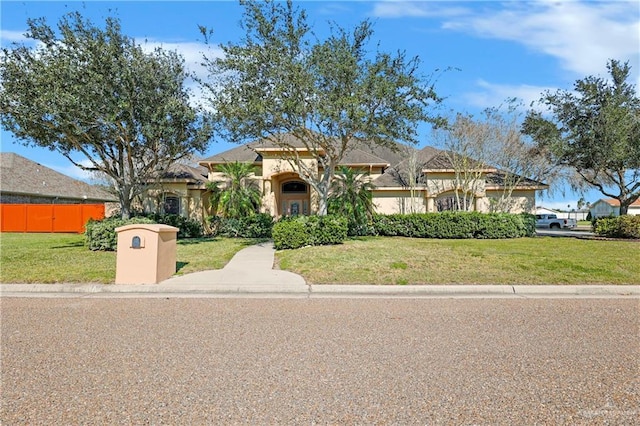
[523,59,640,215]
[207,161,261,219]
[433,103,555,213]
[0,12,212,218]
[328,166,374,233]
[200,0,443,215]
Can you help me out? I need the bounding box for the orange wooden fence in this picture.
[0,204,105,233]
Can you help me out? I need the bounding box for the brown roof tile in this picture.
[0,153,116,202]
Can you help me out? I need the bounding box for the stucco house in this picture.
[589,198,640,218]
[147,137,546,223]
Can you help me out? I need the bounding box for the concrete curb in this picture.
[2,283,639,298]
[309,285,640,297]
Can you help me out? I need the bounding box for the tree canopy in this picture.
[201,0,442,214]
[0,12,212,218]
[522,59,640,214]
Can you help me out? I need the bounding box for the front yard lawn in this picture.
[276,236,639,285]
[0,233,255,284]
[1,233,637,285]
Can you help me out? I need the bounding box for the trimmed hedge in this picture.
[594,215,640,239]
[372,212,535,239]
[208,213,273,239]
[273,215,348,250]
[141,213,203,238]
[85,217,156,251]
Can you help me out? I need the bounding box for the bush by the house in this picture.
[85,216,156,251]
[208,213,273,238]
[594,215,640,239]
[272,215,348,250]
[141,213,203,238]
[372,212,535,239]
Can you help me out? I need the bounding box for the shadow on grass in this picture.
[50,241,86,249]
[176,237,271,246]
[176,261,190,272]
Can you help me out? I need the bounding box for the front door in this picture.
[280,180,310,217]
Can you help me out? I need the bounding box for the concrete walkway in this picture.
[1,242,639,298]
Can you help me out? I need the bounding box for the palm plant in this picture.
[207,161,261,219]
[328,166,375,233]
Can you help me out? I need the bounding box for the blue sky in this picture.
[1,0,639,210]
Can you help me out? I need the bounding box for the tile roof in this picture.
[597,198,640,207]
[0,153,116,202]
[160,163,208,183]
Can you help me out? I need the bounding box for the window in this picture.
[282,181,307,194]
[163,196,180,215]
[436,195,474,212]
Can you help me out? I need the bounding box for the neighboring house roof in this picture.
[0,152,116,202]
[594,198,640,207]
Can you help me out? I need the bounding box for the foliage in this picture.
[272,215,348,250]
[328,166,375,236]
[85,217,156,251]
[432,102,552,213]
[0,12,212,219]
[594,216,640,239]
[523,59,640,215]
[139,213,203,239]
[372,212,534,239]
[208,213,273,238]
[207,161,261,219]
[201,0,442,215]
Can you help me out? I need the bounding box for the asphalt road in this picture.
[2,298,638,424]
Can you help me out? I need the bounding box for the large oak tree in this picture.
[201,0,442,215]
[0,12,212,218]
[523,59,640,215]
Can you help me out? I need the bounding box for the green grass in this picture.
[276,236,640,285]
[2,233,638,285]
[0,233,255,284]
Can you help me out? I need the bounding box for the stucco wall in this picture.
[373,191,426,214]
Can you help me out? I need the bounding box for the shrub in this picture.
[594,215,640,239]
[272,215,348,250]
[208,213,273,238]
[372,212,534,239]
[141,213,203,238]
[272,218,311,250]
[85,216,156,251]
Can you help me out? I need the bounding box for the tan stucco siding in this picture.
[484,190,536,213]
[373,190,426,214]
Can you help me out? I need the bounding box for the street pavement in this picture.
[2,297,638,424]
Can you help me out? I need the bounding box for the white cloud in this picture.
[137,39,224,109]
[462,79,557,110]
[371,1,467,18]
[0,29,30,45]
[440,0,640,79]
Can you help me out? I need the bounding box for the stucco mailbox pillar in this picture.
[115,224,179,284]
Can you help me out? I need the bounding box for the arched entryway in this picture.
[276,177,310,217]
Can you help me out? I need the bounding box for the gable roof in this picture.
[200,136,400,168]
[160,163,208,183]
[0,152,116,202]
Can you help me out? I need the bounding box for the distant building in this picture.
[590,198,640,218]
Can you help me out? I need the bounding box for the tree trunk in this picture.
[619,202,628,216]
